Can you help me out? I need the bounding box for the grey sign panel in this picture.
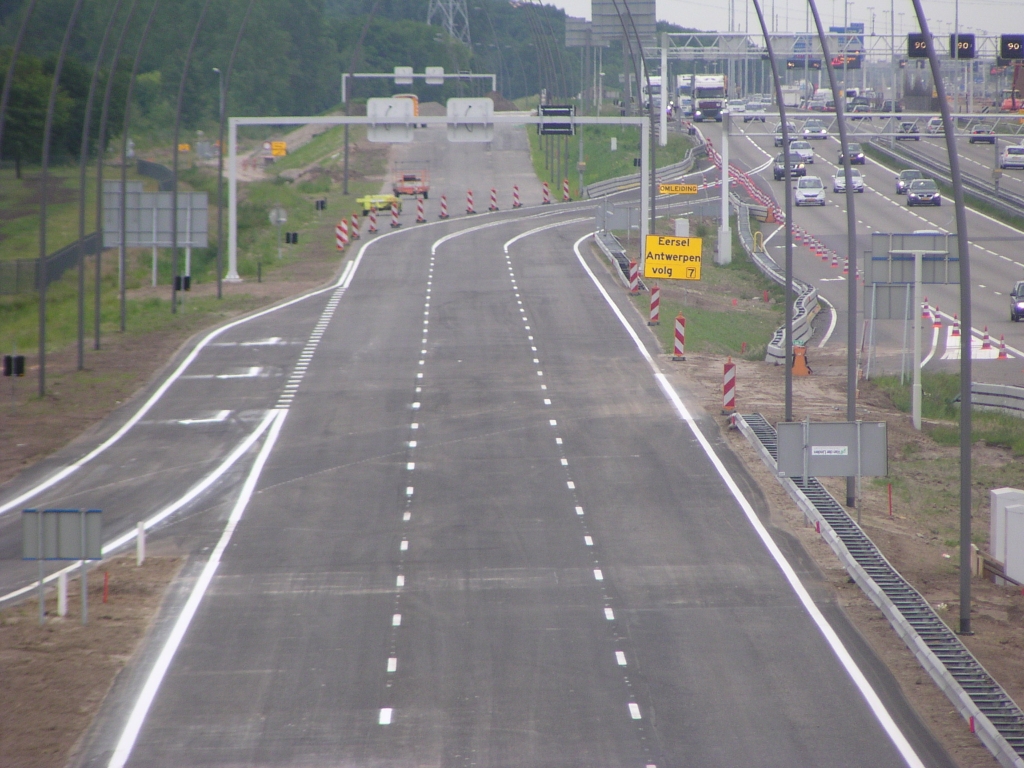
[23,509,102,560]
[104,191,209,248]
[591,0,655,44]
[566,16,592,47]
[776,421,888,478]
[863,282,914,320]
[866,232,960,285]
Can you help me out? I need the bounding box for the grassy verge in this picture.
[863,141,1024,231]
[871,372,1024,456]
[618,215,785,359]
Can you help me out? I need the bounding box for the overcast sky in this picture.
[544,0,1017,40]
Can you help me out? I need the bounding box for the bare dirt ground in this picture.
[0,556,183,768]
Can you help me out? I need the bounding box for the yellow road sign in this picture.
[644,235,703,280]
[271,141,287,157]
[178,143,191,152]
[658,183,698,195]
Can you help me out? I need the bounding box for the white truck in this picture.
[642,75,663,110]
[693,74,727,122]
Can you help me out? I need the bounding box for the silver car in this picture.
[789,140,814,164]
[833,167,865,193]
[795,176,827,206]
[802,119,828,140]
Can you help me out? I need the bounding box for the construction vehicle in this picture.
[693,75,727,122]
[1000,64,1024,111]
[355,194,402,215]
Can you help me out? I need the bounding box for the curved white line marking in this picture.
[816,294,839,348]
[921,323,940,367]
[571,232,925,768]
[503,217,590,253]
[106,408,288,768]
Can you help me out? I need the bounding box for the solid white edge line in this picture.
[816,294,839,348]
[922,324,941,367]
[0,409,280,606]
[106,408,288,768]
[572,232,925,768]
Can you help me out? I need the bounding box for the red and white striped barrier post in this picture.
[439,194,449,219]
[998,335,1009,359]
[672,314,686,361]
[488,187,498,211]
[390,202,401,229]
[416,197,426,223]
[628,260,640,295]
[648,284,660,326]
[542,182,551,204]
[562,178,570,202]
[368,208,377,233]
[512,185,522,208]
[335,222,345,250]
[982,326,992,350]
[951,314,960,337]
[466,189,476,214]
[350,213,360,239]
[842,257,849,275]
[932,307,942,329]
[831,252,838,269]
[922,297,930,319]
[722,356,736,414]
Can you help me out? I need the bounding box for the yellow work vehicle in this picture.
[355,194,402,215]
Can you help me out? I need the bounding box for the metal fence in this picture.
[0,232,100,295]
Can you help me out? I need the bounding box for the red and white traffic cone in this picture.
[368,208,378,233]
[672,314,686,361]
[488,187,498,211]
[831,252,838,269]
[439,195,449,219]
[628,260,640,295]
[512,185,522,208]
[932,307,942,329]
[982,326,992,350]
[542,182,551,204]
[998,335,1009,359]
[350,213,360,240]
[951,314,960,337]
[390,202,400,229]
[466,189,476,214]
[648,284,660,326]
[795,229,803,245]
[819,244,828,261]
[335,222,345,250]
[922,297,930,319]
[722,356,736,414]
[416,197,426,223]
[842,258,849,275]
[562,178,570,202]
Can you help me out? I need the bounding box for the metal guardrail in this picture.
[735,412,1024,768]
[137,158,174,191]
[593,230,646,292]
[869,139,1024,219]
[0,232,100,295]
[955,382,1024,418]
[585,142,707,199]
[732,198,820,364]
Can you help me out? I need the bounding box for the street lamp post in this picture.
[214,67,225,298]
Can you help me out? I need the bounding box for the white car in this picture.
[833,167,865,193]
[926,116,943,134]
[1000,145,1024,170]
[728,99,746,113]
[789,140,814,164]
[795,176,827,206]
[742,102,767,122]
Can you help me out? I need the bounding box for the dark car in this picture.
[896,121,921,141]
[773,121,796,147]
[896,169,924,194]
[838,143,866,165]
[882,99,903,113]
[1012,280,1024,322]
[848,104,873,120]
[906,178,941,206]
[773,153,806,180]
[969,125,996,144]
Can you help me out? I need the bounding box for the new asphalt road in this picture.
[2,125,957,767]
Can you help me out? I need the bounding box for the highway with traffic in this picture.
[0,122,960,768]
[697,111,1024,380]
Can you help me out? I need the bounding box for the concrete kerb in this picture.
[733,413,1024,768]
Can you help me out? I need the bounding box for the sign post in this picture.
[23,509,102,624]
[269,206,287,259]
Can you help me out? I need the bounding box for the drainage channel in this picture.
[738,412,1024,767]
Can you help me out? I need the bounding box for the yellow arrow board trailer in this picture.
[644,235,703,280]
[658,183,698,194]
